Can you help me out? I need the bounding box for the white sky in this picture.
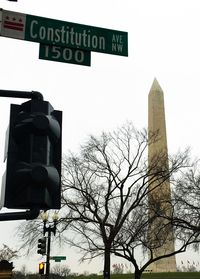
[0,0,200,274]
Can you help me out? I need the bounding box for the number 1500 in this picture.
[39,44,91,66]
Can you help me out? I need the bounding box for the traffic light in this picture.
[2,99,62,210]
[39,262,45,275]
[37,237,47,255]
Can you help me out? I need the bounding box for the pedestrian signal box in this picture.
[39,262,45,275]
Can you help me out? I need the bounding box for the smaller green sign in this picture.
[39,44,91,66]
[51,256,66,262]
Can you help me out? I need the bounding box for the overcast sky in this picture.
[0,0,200,274]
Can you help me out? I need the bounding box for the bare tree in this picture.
[111,194,198,279]
[51,264,71,277]
[171,160,200,240]
[0,244,19,261]
[17,218,43,254]
[60,122,191,279]
[16,123,197,279]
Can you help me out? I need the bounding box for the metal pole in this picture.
[0,89,44,100]
[0,208,40,221]
[43,216,57,279]
[45,229,51,279]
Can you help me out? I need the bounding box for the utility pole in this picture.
[41,212,58,279]
[46,228,51,279]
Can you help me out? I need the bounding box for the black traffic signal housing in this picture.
[39,262,45,275]
[37,237,47,255]
[3,99,62,210]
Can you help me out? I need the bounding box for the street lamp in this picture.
[41,211,59,279]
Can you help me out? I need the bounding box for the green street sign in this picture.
[0,8,128,57]
[39,44,91,66]
[51,256,66,262]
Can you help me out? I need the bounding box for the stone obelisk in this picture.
[148,78,177,272]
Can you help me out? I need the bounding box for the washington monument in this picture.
[148,78,177,272]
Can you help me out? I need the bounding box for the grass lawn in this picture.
[73,272,200,279]
[141,272,200,279]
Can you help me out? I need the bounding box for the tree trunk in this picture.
[134,268,142,279]
[103,247,111,279]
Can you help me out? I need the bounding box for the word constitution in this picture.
[30,21,106,51]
